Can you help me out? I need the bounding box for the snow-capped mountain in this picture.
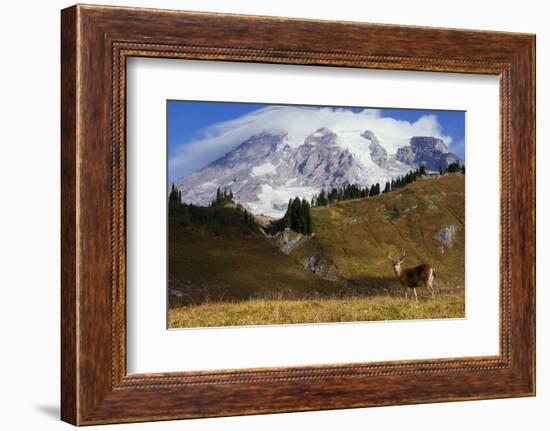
[175,125,462,218]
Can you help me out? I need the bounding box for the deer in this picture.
[387,250,436,302]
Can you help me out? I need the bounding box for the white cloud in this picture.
[169,106,452,180]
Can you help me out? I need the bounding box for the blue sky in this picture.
[168,100,465,183]
[168,101,267,172]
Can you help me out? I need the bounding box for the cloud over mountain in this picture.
[169,106,454,180]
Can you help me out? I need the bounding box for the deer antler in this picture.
[387,252,394,261]
[398,249,406,263]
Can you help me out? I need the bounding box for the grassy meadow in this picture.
[169,293,465,328]
[168,174,465,328]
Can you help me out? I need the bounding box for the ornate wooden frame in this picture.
[61,4,536,425]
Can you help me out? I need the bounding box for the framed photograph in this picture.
[165,100,465,329]
[61,4,535,425]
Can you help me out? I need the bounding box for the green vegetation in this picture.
[169,184,254,235]
[439,161,465,175]
[281,197,313,235]
[211,187,235,207]
[168,182,182,207]
[311,167,429,208]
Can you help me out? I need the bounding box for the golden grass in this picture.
[168,291,464,328]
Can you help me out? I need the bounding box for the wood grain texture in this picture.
[60,4,536,425]
[60,5,78,425]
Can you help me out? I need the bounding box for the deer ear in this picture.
[398,256,406,264]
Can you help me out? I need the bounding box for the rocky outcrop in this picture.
[434,224,459,252]
[396,145,416,165]
[279,228,309,254]
[361,130,389,168]
[396,136,462,171]
[294,128,363,187]
[302,256,339,281]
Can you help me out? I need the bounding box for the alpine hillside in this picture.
[168,173,465,327]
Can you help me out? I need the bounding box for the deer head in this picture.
[387,250,406,275]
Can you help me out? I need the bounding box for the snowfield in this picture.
[246,184,320,218]
[251,162,278,177]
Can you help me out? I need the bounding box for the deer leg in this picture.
[413,288,418,302]
[425,281,435,300]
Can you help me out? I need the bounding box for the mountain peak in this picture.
[304,127,337,145]
[410,136,449,153]
[396,136,460,171]
[176,128,462,217]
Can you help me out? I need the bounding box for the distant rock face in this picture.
[294,128,363,187]
[176,129,463,218]
[176,129,367,217]
[396,136,462,172]
[395,145,416,165]
[434,224,459,252]
[361,130,389,168]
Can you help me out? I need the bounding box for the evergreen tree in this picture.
[445,162,461,173]
[290,197,302,232]
[369,184,376,196]
[299,199,312,235]
[168,183,183,215]
[383,181,391,193]
[339,188,345,201]
[282,198,292,227]
[169,183,179,203]
[298,198,308,234]
[211,186,235,207]
[303,199,313,235]
[316,189,328,206]
[281,196,314,235]
[391,206,401,219]
[328,187,338,203]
